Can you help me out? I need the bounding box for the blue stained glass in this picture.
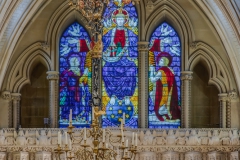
[148,22,181,128]
[59,22,92,128]
[102,0,138,128]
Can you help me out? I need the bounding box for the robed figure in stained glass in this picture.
[102,0,138,127]
[149,52,180,121]
[148,23,181,128]
[59,23,92,128]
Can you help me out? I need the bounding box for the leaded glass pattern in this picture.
[148,22,181,128]
[59,22,92,128]
[101,0,138,128]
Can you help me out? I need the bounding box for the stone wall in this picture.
[0,128,239,160]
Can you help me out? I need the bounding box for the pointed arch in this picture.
[6,42,51,93]
[188,42,232,93]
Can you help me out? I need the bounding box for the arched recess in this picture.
[188,42,233,93]
[6,42,51,93]
[144,1,195,70]
[191,62,220,128]
[20,62,49,128]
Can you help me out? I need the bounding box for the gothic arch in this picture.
[0,0,51,91]
[45,1,90,71]
[143,1,195,70]
[6,42,51,93]
[188,42,231,93]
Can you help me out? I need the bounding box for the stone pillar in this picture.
[46,71,59,128]
[11,93,21,129]
[35,151,51,160]
[0,152,6,160]
[2,91,12,127]
[139,152,157,160]
[227,90,237,128]
[180,71,193,128]
[218,93,228,128]
[12,152,29,160]
[162,151,179,160]
[185,151,202,160]
[138,41,149,128]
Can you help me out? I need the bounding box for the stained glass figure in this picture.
[59,22,92,128]
[101,0,138,128]
[148,22,181,128]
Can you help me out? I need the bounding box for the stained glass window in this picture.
[101,0,138,128]
[59,22,92,128]
[148,22,181,128]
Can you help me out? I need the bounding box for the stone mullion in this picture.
[218,93,228,128]
[226,90,237,128]
[11,93,21,129]
[2,91,12,128]
[226,100,231,128]
[138,41,149,128]
[46,71,59,128]
[180,71,193,128]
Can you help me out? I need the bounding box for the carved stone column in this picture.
[0,152,6,160]
[227,90,237,128]
[11,93,21,129]
[2,91,12,127]
[138,41,149,128]
[46,71,59,128]
[162,151,179,160]
[139,152,157,160]
[180,71,193,128]
[218,93,228,128]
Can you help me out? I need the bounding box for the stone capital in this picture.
[11,93,21,101]
[46,71,59,80]
[138,41,149,52]
[218,93,228,102]
[181,71,193,81]
[1,91,11,100]
[228,89,237,100]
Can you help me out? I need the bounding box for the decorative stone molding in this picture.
[181,71,193,128]
[46,71,59,80]
[226,89,237,128]
[190,41,198,50]
[137,42,149,52]
[40,42,50,51]
[1,91,11,100]
[11,93,21,129]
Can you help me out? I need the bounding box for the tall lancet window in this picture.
[101,0,139,128]
[148,22,181,128]
[59,22,92,128]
